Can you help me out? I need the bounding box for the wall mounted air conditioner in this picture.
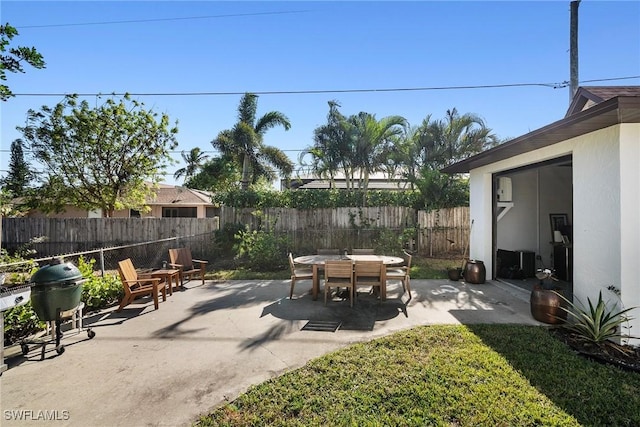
[497,177,512,202]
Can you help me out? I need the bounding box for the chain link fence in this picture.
[0,232,217,285]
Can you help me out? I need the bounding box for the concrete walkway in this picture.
[1,279,538,427]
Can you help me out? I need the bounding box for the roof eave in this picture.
[442,96,640,174]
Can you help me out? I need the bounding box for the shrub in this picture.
[213,188,423,209]
[213,222,245,256]
[374,227,416,256]
[3,302,44,346]
[77,256,123,313]
[234,229,291,272]
[557,289,637,344]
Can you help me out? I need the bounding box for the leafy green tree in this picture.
[174,147,209,183]
[416,108,498,169]
[302,102,406,194]
[407,108,498,209]
[414,168,469,209]
[347,111,407,191]
[0,139,33,197]
[18,94,178,217]
[211,93,293,190]
[185,155,241,192]
[301,100,354,188]
[1,23,46,101]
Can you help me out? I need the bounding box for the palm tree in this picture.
[418,108,498,169]
[211,93,292,190]
[173,147,209,183]
[303,102,406,192]
[347,112,407,191]
[410,108,498,209]
[301,101,354,188]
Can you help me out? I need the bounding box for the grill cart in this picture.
[20,258,95,359]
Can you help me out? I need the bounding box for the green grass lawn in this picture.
[197,324,640,426]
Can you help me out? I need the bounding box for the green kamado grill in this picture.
[21,258,95,359]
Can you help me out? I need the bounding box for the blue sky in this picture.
[1,1,639,186]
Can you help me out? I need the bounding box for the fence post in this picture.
[99,248,105,277]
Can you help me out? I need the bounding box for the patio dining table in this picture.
[293,254,404,300]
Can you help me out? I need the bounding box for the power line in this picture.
[11,76,640,98]
[17,10,309,29]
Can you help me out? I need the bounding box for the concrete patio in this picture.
[1,278,539,427]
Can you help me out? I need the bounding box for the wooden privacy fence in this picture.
[1,207,470,258]
[418,207,471,257]
[1,217,220,256]
[217,206,470,256]
[217,206,417,231]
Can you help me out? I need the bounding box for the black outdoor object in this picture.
[21,258,94,359]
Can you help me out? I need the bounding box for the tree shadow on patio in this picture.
[261,290,408,332]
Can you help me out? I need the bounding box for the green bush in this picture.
[3,302,44,346]
[234,228,291,272]
[213,188,423,209]
[374,227,416,256]
[213,222,246,256]
[77,256,123,313]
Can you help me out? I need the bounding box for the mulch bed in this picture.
[550,327,640,373]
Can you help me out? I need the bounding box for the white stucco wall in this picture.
[469,123,640,344]
[572,126,621,303]
[469,138,574,277]
[619,123,640,343]
[468,171,493,273]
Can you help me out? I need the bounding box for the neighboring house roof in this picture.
[150,185,214,206]
[293,179,410,190]
[283,172,410,190]
[442,86,640,174]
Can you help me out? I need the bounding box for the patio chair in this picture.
[352,248,375,255]
[288,253,313,299]
[386,250,412,300]
[354,260,385,301]
[168,248,208,285]
[116,258,165,312]
[324,260,355,307]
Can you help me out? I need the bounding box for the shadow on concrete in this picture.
[151,280,285,339]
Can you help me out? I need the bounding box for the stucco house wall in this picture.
[468,122,640,343]
[468,136,576,276]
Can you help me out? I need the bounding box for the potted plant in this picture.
[530,268,567,324]
[447,266,463,281]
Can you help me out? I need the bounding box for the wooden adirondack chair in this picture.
[117,258,165,312]
[168,248,208,285]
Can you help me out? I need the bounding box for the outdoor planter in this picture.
[530,285,567,324]
[447,268,463,281]
[464,260,486,284]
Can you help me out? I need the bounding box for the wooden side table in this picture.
[150,269,181,295]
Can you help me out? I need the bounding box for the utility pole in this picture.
[570,0,581,102]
